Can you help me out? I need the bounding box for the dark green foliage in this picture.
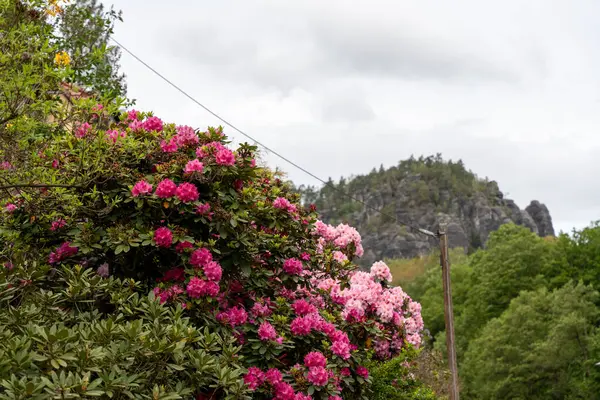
[462,282,600,400]
[0,262,247,399]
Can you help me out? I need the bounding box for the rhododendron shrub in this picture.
[0,106,423,399]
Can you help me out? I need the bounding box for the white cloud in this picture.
[107,0,600,235]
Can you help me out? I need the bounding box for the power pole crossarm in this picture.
[438,226,460,400]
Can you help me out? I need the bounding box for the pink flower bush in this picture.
[175,182,199,203]
[4,203,17,213]
[15,109,424,399]
[154,227,173,248]
[131,180,153,197]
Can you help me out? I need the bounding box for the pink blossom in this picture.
[244,367,265,390]
[106,129,126,143]
[176,182,199,202]
[50,219,67,231]
[48,242,78,264]
[184,159,204,174]
[0,161,13,170]
[175,241,194,253]
[217,306,248,327]
[195,203,212,216]
[127,110,139,121]
[304,351,326,368]
[52,159,59,169]
[295,393,312,400]
[258,321,277,341]
[203,261,222,281]
[370,261,392,282]
[4,203,17,213]
[160,138,178,153]
[290,316,312,336]
[142,116,163,132]
[331,340,351,360]
[154,227,173,248]
[155,179,177,198]
[74,122,91,138]
[187,276,207,298]
[333,251,348,263]
[251,300,273,318]
[356,366,369,379]
[273,197,292,210]
[215,148,236,166]
[340,368,351,377]
[92,103,103,112]
[283,258,303,275]
[292,299,317,316]
[131,180,153,197]
[329,397,343,400]
[265,368,283,384]
[174,125,199,146]
[300,252,311,261]
[190,248,212,267]
[307,366,329,386]
[273,382,295,400]
[96,262,109,278]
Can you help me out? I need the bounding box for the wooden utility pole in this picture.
[438,225,460,400]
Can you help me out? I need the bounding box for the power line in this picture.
[110,37,437,239]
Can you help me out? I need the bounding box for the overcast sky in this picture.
[107,0,600,235]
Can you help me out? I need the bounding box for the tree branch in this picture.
[0,183,82,190]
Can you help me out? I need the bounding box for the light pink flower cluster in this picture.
[184,159,204,174]
[370,261,392,282]
[313,220,364,258]
[174,125,198,146]
[0,161,13,170]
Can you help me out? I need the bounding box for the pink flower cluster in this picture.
[243,367,319,399]
[48,242,78,264]
[142,116,163,132]
[313,220,364,258]
[184,159,204,174]
[189,247,223,282]
[283,258,303,275]
[50,219,67,231]
[196,142,236,166]
[106,129,126,143]
[186,276,219,298]
[217,306,248,327]
[0,161,14,170]
[4,203,17,213]
[154,227,173,248]
[273,197,298,214]
[74,122,91,138]
[132,179,200,203]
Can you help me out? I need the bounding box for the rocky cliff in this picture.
[296,154,554,266]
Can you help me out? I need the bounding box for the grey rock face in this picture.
[316,177,555,263]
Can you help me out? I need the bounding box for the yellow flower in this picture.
[6,123,13,129]
[54,51,70,67]
[46,1,63,17]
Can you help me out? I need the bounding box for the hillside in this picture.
[296,154,554,265]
